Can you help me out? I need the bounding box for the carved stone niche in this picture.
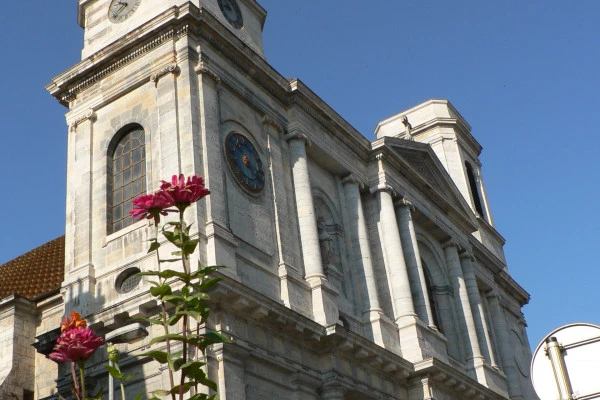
[314,196,346,295]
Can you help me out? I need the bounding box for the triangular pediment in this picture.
[373,137,478,231]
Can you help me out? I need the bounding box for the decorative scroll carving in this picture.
[150,63,179,84]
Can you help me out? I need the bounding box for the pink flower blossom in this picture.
[160,174,210,211]
[49,327,105,363]
[130,191,176,222]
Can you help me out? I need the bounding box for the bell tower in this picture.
[47,0,268,317]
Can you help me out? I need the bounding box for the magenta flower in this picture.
[130,191,176,222]
[160,174,210,211]
[49,327,105,363]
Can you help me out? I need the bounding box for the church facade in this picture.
[0,1,538,399]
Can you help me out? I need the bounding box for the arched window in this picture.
[465,161,485,218]
[422,258,442,332]
[108,125,146,233]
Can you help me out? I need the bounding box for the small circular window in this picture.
[115,267,142,294]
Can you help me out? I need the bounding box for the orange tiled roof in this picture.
[0,236,65,300]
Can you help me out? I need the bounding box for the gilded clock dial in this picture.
[108,0,142,23]
[217,0,243,29]
[225,132,264,193]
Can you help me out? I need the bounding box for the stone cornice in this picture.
[288,79,371,163]
[412,358,507,400]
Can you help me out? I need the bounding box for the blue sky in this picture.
[1,1,598,353]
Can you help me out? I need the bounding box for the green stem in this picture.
[178,209,187,400]
[78,362,86,400]
[154,223,176,400]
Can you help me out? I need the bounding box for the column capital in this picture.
[459,249,475,261]
[341,174,365,189]
[68,109,96,132]
[369,184,396,196]
[195,59,221,84]
[150,63,180,84]
[262,114,283,133]
[285,130,312,147]
[441,238,460,250]
[395,197,415,211]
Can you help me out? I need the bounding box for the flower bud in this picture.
[107,344,119,363]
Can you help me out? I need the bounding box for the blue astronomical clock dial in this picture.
[225,132,265,193]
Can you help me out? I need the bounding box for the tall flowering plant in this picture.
[49,174,226,400]
[130,174,227,400]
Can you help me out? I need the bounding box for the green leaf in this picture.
[198,277,222,292]
[139,350,169,363]
[106,364,124,379]
[148,241,161,253]
[150,284,172,298]
[167,354,185,372]
[150,389,171,397]
[149,333,187,346]
[89,387,103,400]
[166,313,183,326]
[132,393,145,400]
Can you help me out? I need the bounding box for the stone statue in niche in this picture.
[317,217,334,267]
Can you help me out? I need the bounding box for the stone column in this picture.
[395,198,435,328]
[286,130,338,326]
[64,110,97,316]
[443,241,485,379]
[459,252,492,364]
[196,60,238,276]
[342,175,385,345]
[372,186,416,324]
[487,293,524,398]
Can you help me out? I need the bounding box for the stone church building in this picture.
[0,0,538,399]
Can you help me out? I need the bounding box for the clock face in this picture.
[225,132,265,193]
[217,0,244,29]
[108,0,142,23]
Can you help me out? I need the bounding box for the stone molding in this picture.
[150,63,179,84]
[58,29,178,104]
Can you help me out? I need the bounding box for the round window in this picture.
[115,267,142,294]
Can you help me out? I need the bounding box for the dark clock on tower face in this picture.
[217,0,244,29]
[225,132,264,193]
